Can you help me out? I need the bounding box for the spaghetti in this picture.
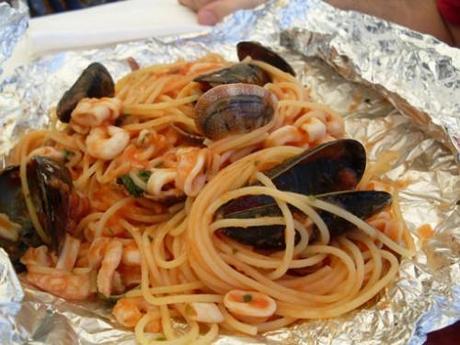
[4,52,415,345]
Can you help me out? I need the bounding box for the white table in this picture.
[4,0,209,76]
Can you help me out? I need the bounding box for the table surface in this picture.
[4,2,460,343]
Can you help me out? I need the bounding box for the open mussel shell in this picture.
[0,166,41,269]
[219,191,392,250]
[317,190,392,237]
[237,41,296,76]
[57,62,114,123]
[195,83,276,140]
[0,157,73,269]
[194,63,271,90]
[27,156,73,251]
[221,139,366,215]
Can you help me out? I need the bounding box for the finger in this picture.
[197,0,266,25]
[179,0,216,12]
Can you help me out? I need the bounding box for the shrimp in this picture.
[26,270,92,300]
[86,126,130,160]
[71,97,122,128]
[97,239,123,297]
[307,109,344,138]
[113,297,161,332]
[265,125,303,147]
[21,245,92,300]
[88,237,111,269]
[295,116,328,143]
[121,240,141,266]
[21,246,53,267]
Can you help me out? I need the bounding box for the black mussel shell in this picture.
[194,63,271,90]
[0,166,41,269]
[221,225,301,251]
[0,157,73,268]
[237,41,296,76]
[27,156,73,252]
[56,62,114,123]
[219,190,391,250]
[221,139,366,215]
[317,190,392,237]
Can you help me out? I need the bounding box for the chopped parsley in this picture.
[62,149,74,161]
[156,336,166,341]
[117,175,143,198]
[242,294,253,303]
[117,170,152,198]
[138,170,152,183]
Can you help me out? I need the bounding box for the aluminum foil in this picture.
[0,0,459,344]
[0,0,28,76]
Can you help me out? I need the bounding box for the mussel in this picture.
[195,83,276,140]
[218,139,391,250]
[193,41,294,90]
[220,191,392,250]
[57,62,114,123]
[221,139,366,215]
[237,41,296,76]
[194,63,271,90]
[0,157,72,269]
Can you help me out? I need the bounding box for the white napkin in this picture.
[28,0,210,56]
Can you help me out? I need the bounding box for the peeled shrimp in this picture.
[26,270,92,300]
[121,240,141,266]
[71,97,122,127]
[21,245,92,300]
[97,239,123,297]
[113,297,161,332]
[86,126,130,160]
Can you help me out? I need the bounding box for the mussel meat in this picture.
[57,62,114,123]
[220,191,392,250]
[194,63,271,90]
[221,139,366,215]
[0,157,72,269]
[195,83,277,140]
[237,41,296,76]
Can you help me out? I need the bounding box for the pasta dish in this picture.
[0,41,415,344]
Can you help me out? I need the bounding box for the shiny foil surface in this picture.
[0,0,459,344]
[0,0,28,76]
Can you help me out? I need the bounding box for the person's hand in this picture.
[179,0,267,26]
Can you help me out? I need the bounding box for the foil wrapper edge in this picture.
[0,0,459,344]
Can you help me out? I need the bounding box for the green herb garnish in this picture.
[242,294,252,303]
[117,175,144,198]
[63,149,74,161]
[138,170,152,183]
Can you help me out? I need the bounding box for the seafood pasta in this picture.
[0,42,415,344]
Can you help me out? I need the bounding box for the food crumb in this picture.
[417,224,434,240]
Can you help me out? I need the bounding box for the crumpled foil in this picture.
[0,0,28,76]
[0,0,459,344]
